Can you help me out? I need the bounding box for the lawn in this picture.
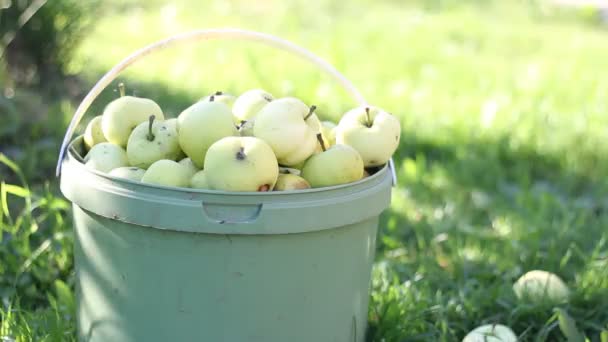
[1,0,608,341]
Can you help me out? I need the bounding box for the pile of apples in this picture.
[81,84,401,192]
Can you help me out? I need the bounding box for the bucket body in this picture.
[61,137,393,342]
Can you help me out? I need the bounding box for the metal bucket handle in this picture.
[55,28,397,185]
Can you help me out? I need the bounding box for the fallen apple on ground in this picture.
[462,324,517,342]
[513,270,569,304]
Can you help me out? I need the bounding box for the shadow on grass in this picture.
[371,131,608,340]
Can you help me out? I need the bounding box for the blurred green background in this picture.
[1,0,608,340]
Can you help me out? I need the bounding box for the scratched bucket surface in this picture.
[56,28,396,342]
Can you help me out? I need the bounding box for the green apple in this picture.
[462,324,517,342]
[237,120,255,137]
[141,159,189,188]
[320,120,337,147]
[254,98,321,166]
[200,91,236,108]
[109,166,146,181]
[127,115,181,168]
[190,170,208,189]
[83,115,107,150]
[232,89,273,123]
[513,270,569,304]
[204,136,278,192]
[166,118,186,159]
[279,166,301,176]
[177,98,237,168]
[178,157,199,179]
[101,83,164,147]
[336,106,400,167]
[301,134,364,188]
[84,142,128,173]
[273,173,310,191]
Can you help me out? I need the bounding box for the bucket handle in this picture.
[55,28,397,185]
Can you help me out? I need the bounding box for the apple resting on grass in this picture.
[83,115,107,150]
[177,96,237,168]
[462,324,517,342]
[141,159,190,187]
[513,270,569,304]
[200,91,236,108]
[336,106,400,167]
[301,134,364,188]
[232,89,273,123]
[127,115,181,168]
[109,166,146,181]
[254,98,320,166]
[84,142,128,173]
[204,136,278,191]
[101,83,164,147]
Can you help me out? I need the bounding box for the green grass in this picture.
[2,0,608,340]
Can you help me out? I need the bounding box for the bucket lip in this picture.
[67,135,390,196]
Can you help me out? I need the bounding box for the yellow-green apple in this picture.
[320,120,337,147]
[463,324,517,342]
[237,120,255,137]
[190,170,208,189]
[200,91,236,108]
[141,159,189,187]
[204,136,278,191]
[109,166,146,181]
[83,115,107,150]
[273,173,310,191]
[336,106,400,167]
[513,270,569,304]
[232,89,273,123]
[178,157,199,179]
[127,115,181,168]
[177,98,237,168]
[253,98,320,166]
[279,166,301,176]
[101,83,164,147]
[301,134,364,188]
[84,142,128,173]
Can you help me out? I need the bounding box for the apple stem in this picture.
[118,83,126,97]
[147,115,155,141]
[304,105,317,121]
[209,95,215,102]
[316,133,326,152]
[236,147,246,160]
[365,107,372,127]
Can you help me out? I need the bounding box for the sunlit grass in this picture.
[2,0,608,340]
